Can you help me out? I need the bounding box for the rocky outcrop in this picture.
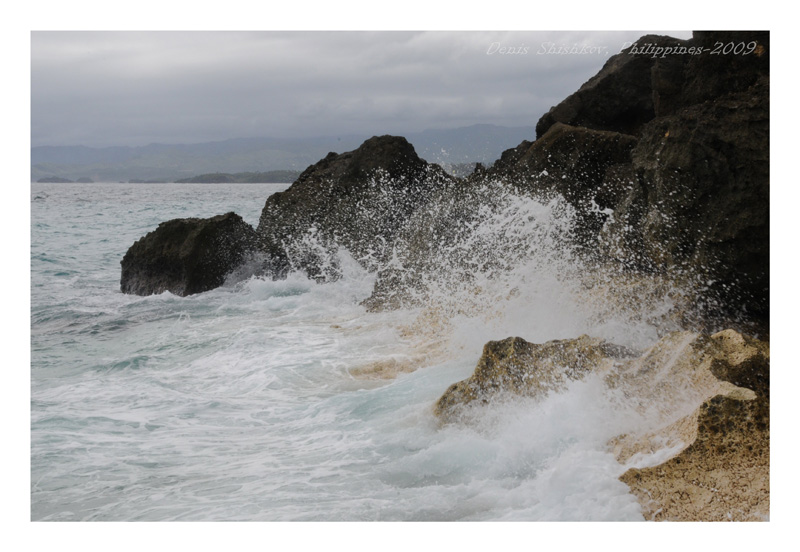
[601,76,769,318]
[434,335,635,422]
[120,135,454,295]
[255,135,454,280]
[535,32,769,138]
[482,122,639,239]
[363,123,638,311]
[433,329,769,520]
[500,31,769,326]
[491,124,637,191]
[672,31,770,114]
[535,35,689,138]
[606,32,769,323]
[618,330,769,521]
[361,175,501,312]
[620,393,769,521]
[118,31,770,329]
[120,212,258,296]
[364,32,769,326]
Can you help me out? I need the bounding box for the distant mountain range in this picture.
[31,124,537,183]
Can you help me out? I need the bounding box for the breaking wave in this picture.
[31,181,716,521]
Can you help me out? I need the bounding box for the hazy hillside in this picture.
[31,124,538,183]
[174,171,302,184]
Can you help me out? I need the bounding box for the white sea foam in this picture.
[31,181,698,521]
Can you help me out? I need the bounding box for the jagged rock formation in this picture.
[536,32,768,137]
[363,32,770,329]
[255,135,454,280]
[618,330,770,521]
[120,32,769,325]
[434,335,636,422]
[535,34,689,138]
[361,175,502,312]
[486,122,639,239]
[602,76,769,318]
[433,329,769,521]
[476,31,770,326]
[112,30,771,522]
[363,123,639,311]
[120,212,258,296]
[121,136,454,295]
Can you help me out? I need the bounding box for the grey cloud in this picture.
[31,30,692,147]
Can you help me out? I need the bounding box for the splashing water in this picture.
[31,181,705,521]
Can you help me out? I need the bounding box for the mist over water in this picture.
[32,182,694,521]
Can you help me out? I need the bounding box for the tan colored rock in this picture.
[433,329,769,520]
[434,335,634,422]
[620,393,769,521]
[606,331,757,424]
[618,330,769,521]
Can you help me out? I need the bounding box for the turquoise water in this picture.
[31,182,672,521]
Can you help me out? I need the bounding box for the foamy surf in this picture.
[32,181,715,521]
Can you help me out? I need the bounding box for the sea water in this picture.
[31,182,679,521]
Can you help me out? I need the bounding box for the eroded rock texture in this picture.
[434,329,770,521]
[255,135,454,280]
[618,330,769,521]
[120,212,258,296]
[434,335,635,422]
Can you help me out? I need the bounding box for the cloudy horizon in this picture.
[32,30,692,148]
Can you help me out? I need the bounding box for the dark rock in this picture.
[487,123,638,238]
[677,31,769,112]
[535,31,769,139]
[363,125,638,311]
[536,35,689,138]
[362,175,543,312]
[361,264,422,313]
[648,55,687,118]
[255,135,454,280]
[487,139,533,176]
[120,212,259,296]
[600,76,769,318]
[524,31,770,325]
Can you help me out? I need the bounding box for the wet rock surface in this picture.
[120,135,454,293]
[480,122,639,240]
[112,30,772,522]
[120,212,258,296]
[618,330,770,521]
[434,335,635,422]
[620,394,769,521]
[120,32,769,326]
[535,34,689,138]
[604,76,770,318]
[486,30,770,326]
[434,329,769,521]
[255,135,454,280]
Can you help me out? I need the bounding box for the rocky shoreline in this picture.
[433,328,769,521]
[119,31,770,521]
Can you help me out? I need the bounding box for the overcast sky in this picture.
[31,30,692,148]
